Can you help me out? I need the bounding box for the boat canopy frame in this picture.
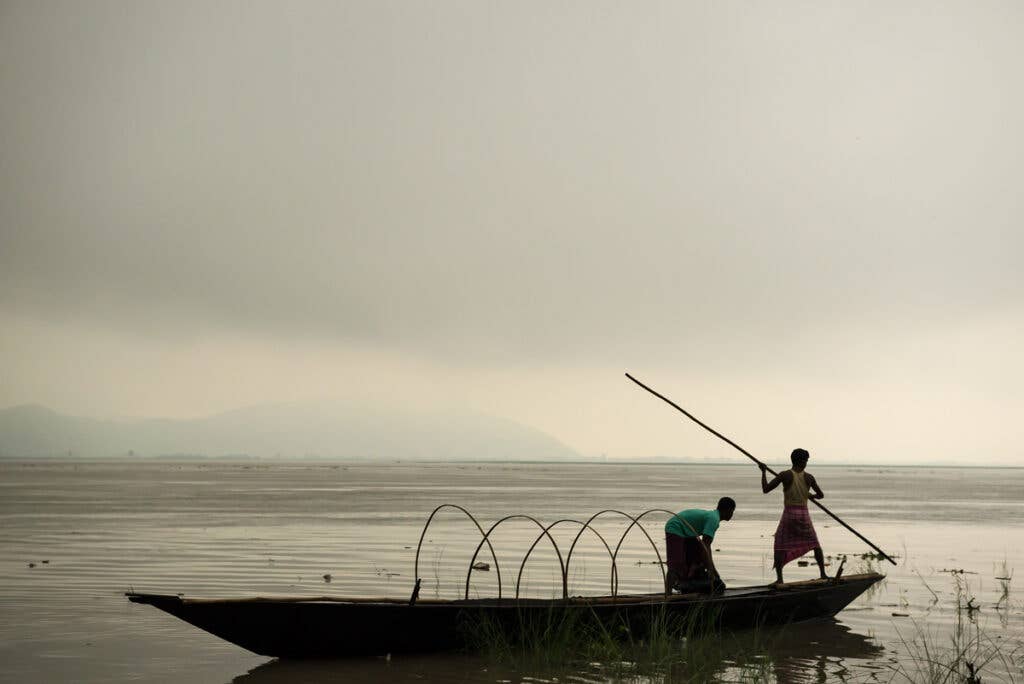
[413,505,700,601]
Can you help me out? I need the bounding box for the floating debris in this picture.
[322,574,332,583]
[472,562,490,572]
[27,562,35,568]
[859,552,898,561]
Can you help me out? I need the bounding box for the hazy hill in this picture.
[0,402,581,461]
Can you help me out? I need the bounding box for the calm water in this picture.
[1,460,1022,682]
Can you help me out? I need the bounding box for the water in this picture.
[1,460,1022,682]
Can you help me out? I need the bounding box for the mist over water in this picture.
[1,460,1021,682]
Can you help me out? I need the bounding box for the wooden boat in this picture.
[127,572,883,658]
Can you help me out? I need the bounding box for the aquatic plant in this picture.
[461,602,781,681]
[914,568,940,605]
[995,560,1013,612]
[887,619,1023,684]
[952,570,981,617]
[887,569,1024,684]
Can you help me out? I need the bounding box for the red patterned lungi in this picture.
[773,504,820,568]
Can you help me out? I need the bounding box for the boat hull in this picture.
[128,573,883,658]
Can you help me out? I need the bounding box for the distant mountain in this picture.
[0,401,582,461]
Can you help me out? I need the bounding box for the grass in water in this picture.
[457,567,1023,682]
[996,559,1013,612]
[461,602,778,681]
[887,569,1024,684]
[888,619,1023,684]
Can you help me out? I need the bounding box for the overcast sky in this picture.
[2,1,1022,464]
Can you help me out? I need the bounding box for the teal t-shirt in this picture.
[665,509,720,539]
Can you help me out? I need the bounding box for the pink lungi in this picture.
[773,504,820,568]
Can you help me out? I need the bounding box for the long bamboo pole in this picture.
[625,372,897,566]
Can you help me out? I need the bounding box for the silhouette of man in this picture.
[761,448,827,584]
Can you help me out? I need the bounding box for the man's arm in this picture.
[760,463,783,493]
[806,472,824,500]
[700,536,719,580]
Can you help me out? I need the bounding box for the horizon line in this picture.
[0,455,1019,469]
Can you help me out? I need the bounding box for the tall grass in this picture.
[461,603,777,681]
[887,620,1023,684]
[457,565,1023,683]
[996,559,1013,612]
[887,569,1024,684]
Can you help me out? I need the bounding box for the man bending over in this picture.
[664,497,735,594]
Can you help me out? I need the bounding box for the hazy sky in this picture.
[2,1,1022,464]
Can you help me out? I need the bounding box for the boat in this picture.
[127,572,883,658]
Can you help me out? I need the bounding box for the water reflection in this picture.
[231,653,512,684]
[755,620,885,684]
[230,619,883,684]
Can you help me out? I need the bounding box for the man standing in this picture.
[760,448,827,584]
[664,497,735,594]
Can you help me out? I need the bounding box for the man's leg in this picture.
[665,534,686,593]
[814,547,828,579]
[773,552,785,584]
[665,567,678,593]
